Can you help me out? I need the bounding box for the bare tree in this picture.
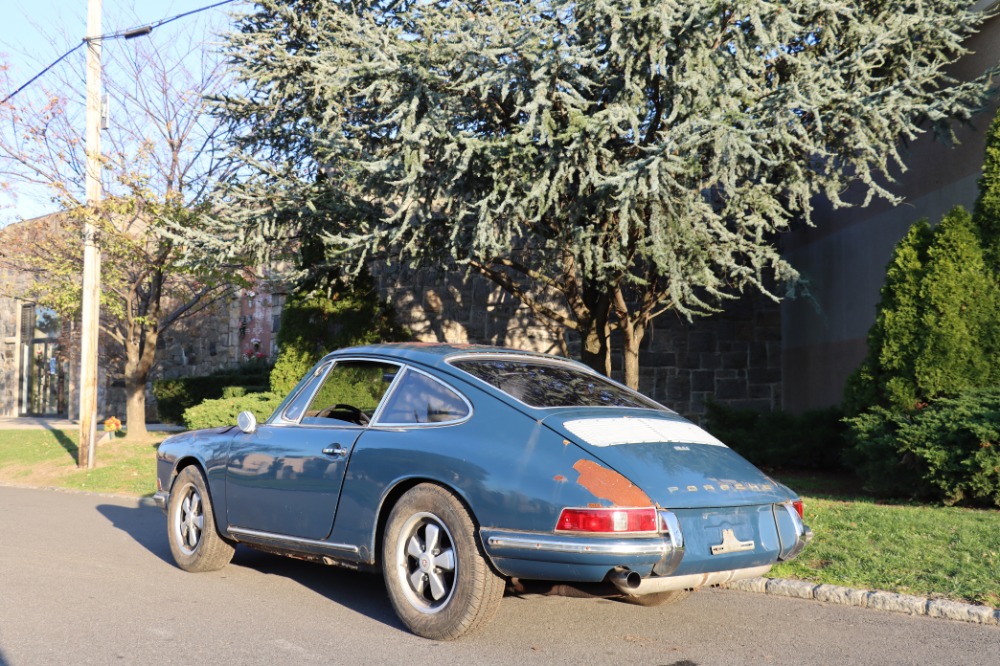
[0,3,238,440]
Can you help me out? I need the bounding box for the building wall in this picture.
[780,16,1000,412]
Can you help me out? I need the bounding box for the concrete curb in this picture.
[724,577,1000,626]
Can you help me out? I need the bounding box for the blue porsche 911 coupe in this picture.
[155,343,811,640]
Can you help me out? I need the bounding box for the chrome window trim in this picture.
[371,366,474,428]
[275,360,334,425]
[229,526,360,554]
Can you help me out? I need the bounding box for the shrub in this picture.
[703,403,848,471]
[182,392,285,430]
[844,208,1000,414]
[845,388,1000,506]
[153,364,274,424]
[973,107,1000,269]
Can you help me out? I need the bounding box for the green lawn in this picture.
[0,428,163,496]
[1,429,997,607]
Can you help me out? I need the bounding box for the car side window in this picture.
[377,370,470,425]
[300,360,398,426]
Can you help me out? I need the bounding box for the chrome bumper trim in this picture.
[153,490,168,512]
[486,532,669,557]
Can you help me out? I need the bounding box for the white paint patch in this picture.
[564,418,727,447]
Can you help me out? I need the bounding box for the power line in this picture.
[1,0,239,106]
[0,44,84,106]
[107,0,239,40]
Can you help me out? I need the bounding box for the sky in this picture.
[0,0,241,226]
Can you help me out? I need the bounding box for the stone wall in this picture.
[374,263,781,422]
[634,295,782,419]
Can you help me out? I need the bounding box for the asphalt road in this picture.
[1,485,997,666]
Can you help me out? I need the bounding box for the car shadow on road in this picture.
[96,503,404,632]
[229,548,403,631]
[97,503,176,565]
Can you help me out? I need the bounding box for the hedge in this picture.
[704,403,848,472]
[153,364,272,424]
[845,387,1000,506]
[182,392,285,431]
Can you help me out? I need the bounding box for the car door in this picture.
[226,358,399,540]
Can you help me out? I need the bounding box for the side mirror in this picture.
[237,410,257,434]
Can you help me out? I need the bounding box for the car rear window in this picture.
[450,358,666,410]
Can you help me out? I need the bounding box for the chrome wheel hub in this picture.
[174,484,204,556]
[395,512,457,614]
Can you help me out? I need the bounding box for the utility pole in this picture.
[79,0,102,469]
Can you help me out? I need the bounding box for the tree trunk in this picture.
[124,373,148,439]
[122,325,158,440]
[611,283,648,391]
[577,291,612,376]
[622,324,644,390]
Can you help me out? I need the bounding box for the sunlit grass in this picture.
[0,429,164,496]
[772,472,1000,607]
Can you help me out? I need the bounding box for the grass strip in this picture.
[771,495,1000,607]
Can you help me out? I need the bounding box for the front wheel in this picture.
[166,466,235,572]
[382,484,504,640]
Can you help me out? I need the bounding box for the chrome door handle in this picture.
[322,445,348,457]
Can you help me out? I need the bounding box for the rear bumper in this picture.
[482,528,682,583]
[481,503,811,587]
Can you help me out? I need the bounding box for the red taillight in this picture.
[555,507,658,534]
[792,500,804,519]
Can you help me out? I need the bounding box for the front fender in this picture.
[155,428,237,535]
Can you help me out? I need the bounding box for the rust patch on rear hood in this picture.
[572,459,651,507]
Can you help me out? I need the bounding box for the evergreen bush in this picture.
[845,389,1000,506]
[844,207,1000,414]
[973,109,1000,269]
[270,273,409,394]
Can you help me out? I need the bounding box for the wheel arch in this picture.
[169,456,228,536]
[372,477,495,572]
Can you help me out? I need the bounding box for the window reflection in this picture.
[452,358,666,410]
[378,370,469,425]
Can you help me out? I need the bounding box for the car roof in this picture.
[325,342,577,370]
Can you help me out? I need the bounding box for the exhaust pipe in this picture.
[608,569,643,592]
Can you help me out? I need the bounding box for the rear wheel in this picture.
[620,590,692,607]
[382,484,504,640]
[166,466,235,572]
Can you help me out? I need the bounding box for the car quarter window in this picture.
[299,360,399,426]
[450,358,667,410]
[376,369,470,425]
[281,363,330,422]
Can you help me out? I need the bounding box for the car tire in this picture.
[167,466,235,572]
[620,590,692,607]
[382,484,504,640]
